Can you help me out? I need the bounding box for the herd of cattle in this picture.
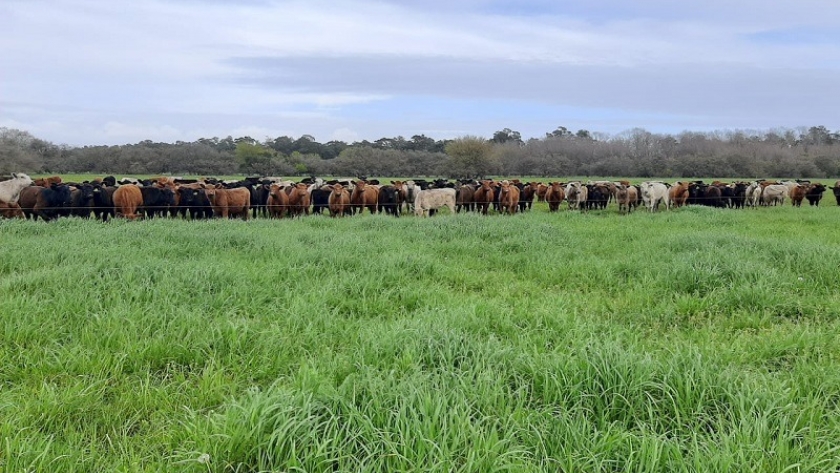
[1,173,839,221]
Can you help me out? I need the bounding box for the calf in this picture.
[545,182,565,212]
[70,183,95,218]
[266,184,290,218]
[806,183,826,206]
[377,185,401,216]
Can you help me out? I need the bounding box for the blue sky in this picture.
[2,0,839,145]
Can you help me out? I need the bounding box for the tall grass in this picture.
[2,204,840,471]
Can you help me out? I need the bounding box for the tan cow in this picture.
[414,188,456,217]
[499,180,520,214]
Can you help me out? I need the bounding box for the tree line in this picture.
[2,125,839,179]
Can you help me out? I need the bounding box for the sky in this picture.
[2,0,839,146]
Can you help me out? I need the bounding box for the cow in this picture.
[204,185,251,220]
[639,181,669,212]
[831,181,840,206]
[0,172,34,204]
[377,184,401,216]
[616,185,635,214]
[328,183,352,217]
[176,183,213,219]
[731,182,748,209]
[0,202,24,218]
[806,183,827,206]
[565,182,588,211]
[92,183,116,221]
[518,182,537,212]
[140,186,176,218]
[789,184,807,207]
[18,184,72,221]
[472,180,495,215]
[287,183,311,217]
[414,188,457,217]
[112,184,144,220]
[669,181,689,208]
[544,182,565,212]
[498,180,520,214]
[760,184,788,206]
[350,180,379,215]
[456,183,475,213]
[266,184,290,218]
[310,185,333,215]
[33,175,62,187]
[403,180,422,213]
[535,183,548,202]
[70,183,95,218]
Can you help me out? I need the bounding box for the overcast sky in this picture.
[2,0,839,146]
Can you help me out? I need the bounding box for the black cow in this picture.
[806,183,827,206]
[731,182,747,209]
[311,186,331,215]
[70,183,95,218]
[92,184,116,222]
[140,186,175,218]
[377,185,401,217]
[19,183,72,221]
[177,186,213,219]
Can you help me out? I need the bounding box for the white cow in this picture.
[639,181,669,212]
[565,182,588,210]
[414,188,456,217]
[761,184,788,206]
[0,173,34,204]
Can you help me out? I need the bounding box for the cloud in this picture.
[1,0,839,145]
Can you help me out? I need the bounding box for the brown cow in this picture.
[328,183,351,217]
[33,176,62,187]
[473,180,495,215]
[350,180,378,215]
[789,184,807,207]
[204,186,250,219]
[287,183,311,217]
[616,185,639,214]
[456,183,475,213]
[113,184,144,220]
[545,182,566,212]
[499,180,520,214]
[535,183,548,202]
[669,181,689,208]
[0,202,24,218]
[266,184,290,218]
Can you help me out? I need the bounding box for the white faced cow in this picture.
[0,173,34,204]
[639,181,669,212]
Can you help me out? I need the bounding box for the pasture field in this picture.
[2,205,840,472]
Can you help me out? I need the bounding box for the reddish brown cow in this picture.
[350,180,378,215]
[473,180,495,215]
[266,184,290,218]
[669,181,689,208]
[33,176,62,187]
[499,180,520,214]
[328,183,351,217]
[113,184,144,220]
[204,186,251,219]
[545,182,566,212]
[535,183,548,202]
[456,184,475,212]
[0,202,24,218]
[287,183,311,217]
[789,184,807,207]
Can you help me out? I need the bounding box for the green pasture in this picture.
[2,204,840,472]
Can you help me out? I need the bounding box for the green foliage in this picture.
[234,142,273,174]
[2,206,840,471]
[445,136,497,178]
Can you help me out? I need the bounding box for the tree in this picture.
[235,142,274,174]
[491,128,523,145]
[445,136,497,179]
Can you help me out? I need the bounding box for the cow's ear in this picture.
[11,173,17,179]
[215,184,223,189]
[199,183,206,188]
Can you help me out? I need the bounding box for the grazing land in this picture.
[2,205,840,472]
